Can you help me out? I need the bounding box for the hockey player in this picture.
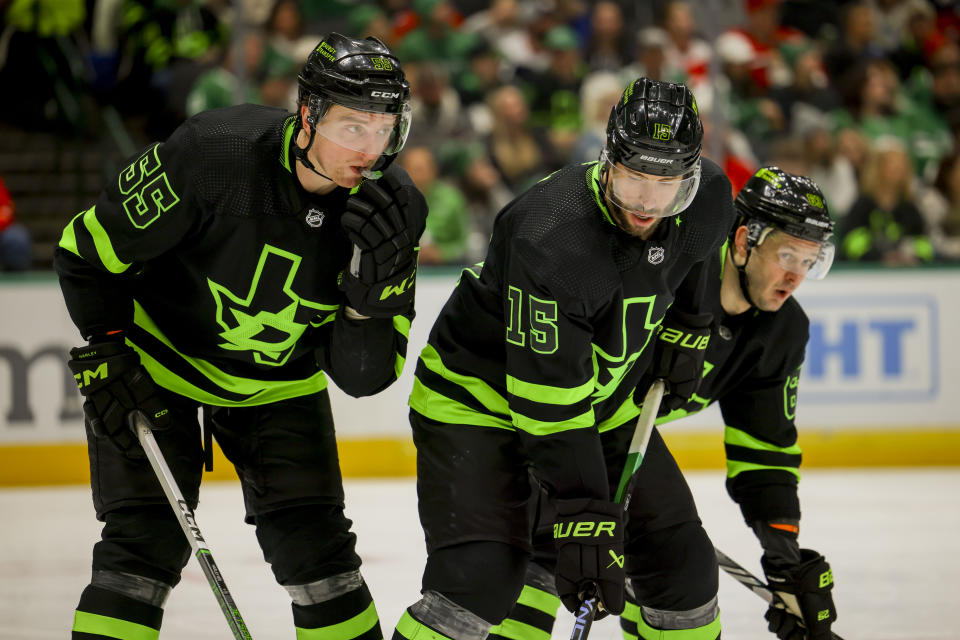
[56,33,426,638]
[391,78,735,640]
[494,166,840,640]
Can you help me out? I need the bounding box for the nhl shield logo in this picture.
[648,245,665,265]
[305,207,325,228]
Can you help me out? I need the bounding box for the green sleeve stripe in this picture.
[725,426,801,455]
[727,459,801,480]
[83,206,132,273]
[395,611,455,640]
[506,374,594,405]
[487,619,551,640]
[394,353,406,380]
[516,585,561,616]
[393,314,411,339]
[842,227,872,260]
[409,377,513,430]
[131,302,328,406]
[296,601,379,640]
[73,611,159,640]
[512,407,594,436]
[419,344,509,415]
[636,609,721,639]
[58,210,85,256]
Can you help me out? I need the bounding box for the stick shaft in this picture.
[132,411,253,640]
[570,380,666,639]
[715,547,844,640]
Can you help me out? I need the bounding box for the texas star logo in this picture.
[648,245,665,265]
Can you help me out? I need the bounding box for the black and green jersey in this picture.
[658,244,810,523]
[55,104,421,406]
[410,159,734,499]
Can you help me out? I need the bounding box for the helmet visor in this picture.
[602,150,701,217]
[755,230,835,280]
[315,102,412,156]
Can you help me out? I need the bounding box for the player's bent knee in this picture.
[255,503,362,585]
[423,541,529,624]
[94,505,192,588]
[626,521,719,611]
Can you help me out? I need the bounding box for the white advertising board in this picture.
[1,268,958,445]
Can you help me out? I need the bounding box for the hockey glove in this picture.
[68,340,170,458]
[762,548,837,640]
[553,498,625,619]
[340,173,426,318]
[650,309,711,412]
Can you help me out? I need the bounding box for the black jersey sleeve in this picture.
[719,304,810,523]
[54,122,202,338]
[504,239,610,500]
[318,165,425,397]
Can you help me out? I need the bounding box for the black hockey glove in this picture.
[68,340,170,458]
[553,498,625,619]
[762,548,837,640]
[340,173,426,318]
[649,309,712,412]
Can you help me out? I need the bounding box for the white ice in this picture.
[1,469,958,639]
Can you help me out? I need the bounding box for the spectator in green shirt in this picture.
[400,146,471,265]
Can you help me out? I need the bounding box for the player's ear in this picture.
[300,104,311,134]
[733,226,750,264]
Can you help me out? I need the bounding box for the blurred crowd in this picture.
[2,0,960,269]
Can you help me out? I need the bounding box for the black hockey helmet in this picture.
[733,166,836,281]
[295,33,412,172]
[298,32,410,116]
[604,77,703,177]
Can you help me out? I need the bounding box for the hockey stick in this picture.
[568,379,666,640]
[129,410,254,640]
[715,548,844,640]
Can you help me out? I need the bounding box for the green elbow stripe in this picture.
[83,206,132,273]
[59,210,84,257]
[395,611,455,640]
[409,377,513,430]
[73,611,159,640]
[725,426,801,455]
[296,601,379,640]
[506,375,593,405]
[727,459,801,480]
[419,344,510,415]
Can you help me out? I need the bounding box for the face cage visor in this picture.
[601,150,701,218]
[313,98,412,157]
[752,227,836,281]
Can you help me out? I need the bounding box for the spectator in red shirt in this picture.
[0,175,32,271]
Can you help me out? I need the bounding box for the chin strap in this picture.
[293,119,335,181]
[734,248,759,310]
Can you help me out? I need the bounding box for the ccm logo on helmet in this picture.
[370,91,401,99]
[639,155,675,164]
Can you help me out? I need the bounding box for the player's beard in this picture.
[611,202,661,240]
